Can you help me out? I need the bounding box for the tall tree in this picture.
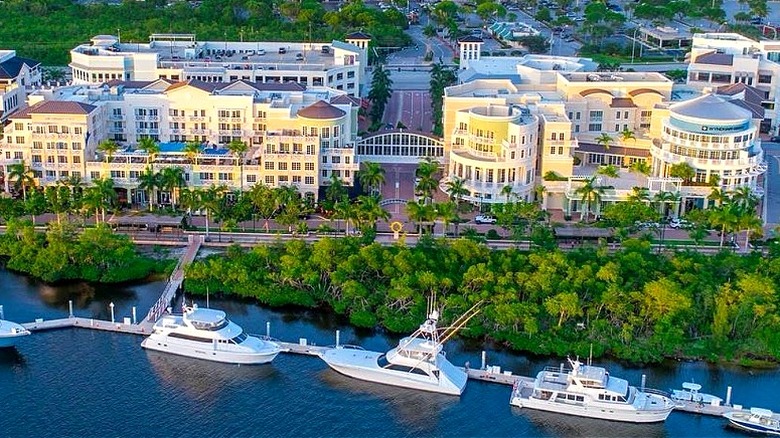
[159,167,186,210]
[184,141,202,164]
[415,157,441,204]
[227,138,249,190]
[139,136,161,171]
[97,139,120,164]
[137,168,160,211]
[7,161,35,201]
[429,62,458,136]
[574,176,604,222]
[445,177,469,205]
[357,161,386,195]
[368,64,393,126]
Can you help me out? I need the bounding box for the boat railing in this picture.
[643,387,673,398]
[331,344,366,350]
[542,365,570,374]
[250,334,282,343]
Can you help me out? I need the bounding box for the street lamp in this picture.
[631,27,641,64]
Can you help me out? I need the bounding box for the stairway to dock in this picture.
[145,235,202,323]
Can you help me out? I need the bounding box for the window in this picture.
[247,175,257,183]
[72,142,82,150]
[292,162,301,171]
[278,162,288,170]
[588,123,602,132]
[332,156,340,164]
[322,156,328,163]
[90,171,101,179]
[264,161,274,170]
[73,156,81,164]
[305,176,314,185]
[305,163,315,171]
[15,136,24,144]
[759,74,772,84]
[589,110,603,121]
[265,175,275,184]
[615,124,620,131]
[292,175,302,183]
[616,112,621,120]
[218,173,233,181]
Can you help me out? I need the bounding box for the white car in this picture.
[475,215,497,224]
[668,218,691,229]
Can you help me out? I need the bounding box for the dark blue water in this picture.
[0,269,775,437]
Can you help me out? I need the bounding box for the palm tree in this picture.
[629,160,652,176]
[415,157,441,204]
[710,207,738,247]
[500,185,513,203]
[200,185,225,240]
[406,200,436,234]
[619,127,636,145]
[183,141,202,164]
[574,177,604,222]
[653,191,675,218]
[159,167,185,210]
[179,187,203,216]
[435,201,458,236]
[737,211,763,251]
[97,139,119,164]
[628,186,650,203]
[353,195,390,231]
[595,132,613,152]
[708,187,729,208]
[139,136,160,171]
[357,161,386,195]
[92,177,117,223]
[669,162,695,183]
[227,138,249,190]
[7,161,35,201]
[596,164,619,178]
[247,184,279,232]
[445,177,469,204]
[333,196,354,234]
[730,186,759,213]
[137,168,159,211]
[44,185,70,225]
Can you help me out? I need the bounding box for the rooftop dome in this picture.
[670,94,751,121]
[297,100,346,120]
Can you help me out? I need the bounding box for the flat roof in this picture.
[560,72,672,83]
[107,214,184,226]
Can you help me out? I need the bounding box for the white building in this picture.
[687,33,780,134]
[0,50,41,123]
[69,33,370,97]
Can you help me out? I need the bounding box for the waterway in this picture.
[0,268,777,437]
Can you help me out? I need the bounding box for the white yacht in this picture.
[0,319,30,348]
[141,304,280,364]
[318,301,480,396]
[510,358,676,423]
[671,381,723,406]
[724,408,780,435]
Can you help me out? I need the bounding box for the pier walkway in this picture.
[22,316,151,335]
[145,235,202,323]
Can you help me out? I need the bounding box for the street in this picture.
[382,90,433,132]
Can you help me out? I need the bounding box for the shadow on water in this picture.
[145,350,278,401]
[0,348,26,367]
[318,368,458,435]
[516,407,669,438]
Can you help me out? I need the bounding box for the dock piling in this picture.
[641,374,646,392]
[726,386,733,406]
[266,321,270,338]
[335,330,340,347]
[109,302,115,323]
[68,300,73,318]
[481,351,486,370]
[0,305,3,320]
[132,307,137,325]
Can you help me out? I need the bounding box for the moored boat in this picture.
[671,381,723,406]
[0,319,30,348]
[510,357,676,423]
[318,300,481,396]
[724,408,780,435]
[141,303,280,365]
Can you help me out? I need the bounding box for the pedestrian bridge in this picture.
[357,130,445,164]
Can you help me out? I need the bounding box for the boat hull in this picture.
[0,333,29,348]
[510,395,673,423]
[320,349,466,396]
[0,321,30,348]
[726,417,780,435]
[141,337,279,365]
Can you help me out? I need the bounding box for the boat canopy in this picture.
[751,407,775,416]
[682,382,702,391]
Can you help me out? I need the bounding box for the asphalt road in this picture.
[763,142,780,227]
[382,90,433,131]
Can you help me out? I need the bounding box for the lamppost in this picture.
[631,27,641,64]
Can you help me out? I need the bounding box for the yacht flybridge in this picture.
[141,304,280,365]
[510,357,676,423]
[319,300,481,396]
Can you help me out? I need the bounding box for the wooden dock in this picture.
[463,367,534,386]
[145,235,202,323]
[22,317,153,335]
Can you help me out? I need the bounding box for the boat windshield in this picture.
[230,332,248,344]
[190,318,229,331]
[376,354,430,376]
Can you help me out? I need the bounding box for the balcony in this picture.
[109,114,124,121]
[135,115,160,122]
[189,115,206,121]
[136,128,160,135]
[191,129,210,135]
[168,115,186,121]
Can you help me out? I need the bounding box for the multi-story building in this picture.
[69,33,370,97]
[0,50,41,123]
[2,80,360,201]
[686,33,780,133]
[446,44,766,215]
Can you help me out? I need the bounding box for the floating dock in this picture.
[22,316,152,335]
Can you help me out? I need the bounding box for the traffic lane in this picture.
[399,91,432,132]
[764,147,780,225]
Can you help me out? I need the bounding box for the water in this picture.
[0,268,775,437]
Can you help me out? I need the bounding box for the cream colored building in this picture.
[0,50,41,123]
[2,80,360,201]
[69,33,370,97]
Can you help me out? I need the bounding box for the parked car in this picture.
[668,218,691,229]
[475,215,497,224]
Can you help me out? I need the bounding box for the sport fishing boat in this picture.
[510,357,676,423]
[0,319,30,348]
[318,300,481,396]
[724,408,780,435]
[141,303,280,365]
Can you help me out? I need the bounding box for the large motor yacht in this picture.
[141,304,280,365]
[318,301,481,396]
[510,358,676,423]
[0,319,30,348]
